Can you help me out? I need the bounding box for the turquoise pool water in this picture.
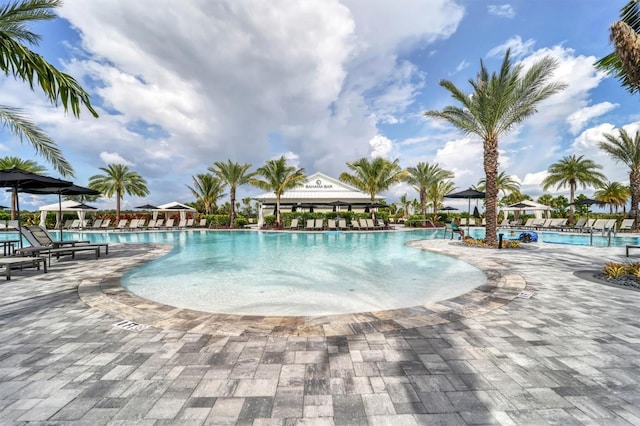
[65,229,486,316]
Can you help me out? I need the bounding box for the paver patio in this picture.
[1,237,639,425]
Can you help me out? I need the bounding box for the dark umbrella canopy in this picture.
[439,206,458,211]
[571,198,604,206]
[0,168,73,247]
[445,188,486,232]
[136,204,159,210]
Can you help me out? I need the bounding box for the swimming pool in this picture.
[66,229,486,316]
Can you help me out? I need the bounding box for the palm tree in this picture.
[88,164,149,222]
[209,160,255,227]
[398,193,411,218]
[424,49,566,246]
[599,128,640,221]
[427,180,455,214]
[339,157,408,204]
[187,173,225,215]
[0,156,46,219]
[250,156,305,227]
[542,154,606,223]
[0,0,98,176]
[594,181,630,214]
[595,1,640,94]
[477,171,520,198]
[406,162,454,216]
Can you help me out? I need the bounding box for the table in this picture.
[1,239,20,256]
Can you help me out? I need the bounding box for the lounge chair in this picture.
[16,226,106,260]
[198,218,207,228]
[146,219,156,229]
[521,218,535,229]
[186,218,195,227]
[164,219,175,229]
[499,218,510,228]
[565,218,586,232]
[619,218,635,232]
[535,219,554,230]
[128,219,140,229]
[338,219,347,230]
[327,219,337,230]
[366,218,376,229]
[62,219,74,229]
[376,219,387,229]
[177,219,187,229]
[305,219,315,230]
[115,219,128,231]
[0,256,47,280]
[137,219,148,229]
[68,219,81,229]
[314,218,324,230]
[90,219,102,229]
[100,219,111,229]
[289,218,299,229]
[155,219,165,229]
[590,219,607,233]
[350,219,360,230]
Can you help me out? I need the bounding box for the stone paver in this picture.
[0,236,639,425]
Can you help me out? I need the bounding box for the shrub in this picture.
[603,262,629,279]
[234,216,249,228]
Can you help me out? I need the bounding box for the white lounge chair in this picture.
[327,219,337,230]
[338,219,347,230]
[100,219,111,229]
[619,218,635,232]
[289,218,299,229]
[314,218,324,230]
[305,219,315,230]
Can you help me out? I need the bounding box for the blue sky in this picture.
[0,0,635,212]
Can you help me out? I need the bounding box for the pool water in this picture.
[67,229,486,316]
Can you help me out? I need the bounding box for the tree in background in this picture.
[427,180,455,214]
[209,160,254,227]
[397,193,411,218]
[572,194,590,216]
[551,195,569,217]
[187,173,225,215]
[0,156,45,219]
[599,128,640,222]
[424,49,566,246]
[406,162,454,216]
[537,193,555,207]
[88,164,149,222]
[594,181,630,214]
[339,157,407,203]
[0,0,98,176]
[250,156,305,227]
[499,191,531,207]
[595,1,640,94]
[542,154,607,223]
[477,171,521,199]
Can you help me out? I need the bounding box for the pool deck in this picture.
[1,237,640,424]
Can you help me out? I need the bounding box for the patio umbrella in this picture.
[136,204,159,210]
[328,200,351,213]
[439,206,458,211]
[0,167,73,247]
[445,188,485,232]
[21,184,101,240]
[571,198,605,245]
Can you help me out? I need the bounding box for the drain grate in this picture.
[113,320,150,332]
[517,291,534,299]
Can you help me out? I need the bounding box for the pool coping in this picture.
[78,240,527,337]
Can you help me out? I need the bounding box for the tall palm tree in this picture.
[187,173,225,215]
[250,156,305,227]
[209,160,255,227]
[0,0,98,176]
[0,156,46,219]
[427,180,455,214]
[595,1,640,94]
[88,164,149,222]
[424,49,566,246]
[594,181,630,214]
[398,193,411,218]
[406,162,454,216]
[339,157,408,203]
[599,128,640,221]
[542,154,606,223]
[476,171,520,198]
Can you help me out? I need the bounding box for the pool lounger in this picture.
[16,244,101,260]
[626,245,640,257]
[0,257,47,280]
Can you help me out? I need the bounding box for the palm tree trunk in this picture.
[116,190,121,222]
[630,168,640,223]
[230,187,236,227]
[420,190,426,216]
[275,196,281,227]
[569,182,575,223]
[484,138,499,246]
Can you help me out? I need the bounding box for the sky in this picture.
[0,0,636,213]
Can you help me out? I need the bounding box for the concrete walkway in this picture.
[0,239,639,425]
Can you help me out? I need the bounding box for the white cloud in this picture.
[486,35,535,59]
[369,134,394,158]
[99,152,133,166]
[488,4,515,18]
[566,102,619,135]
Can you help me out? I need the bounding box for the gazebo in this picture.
[501,200,551,220]
[252,172,382,226]
[38,199,97,228]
